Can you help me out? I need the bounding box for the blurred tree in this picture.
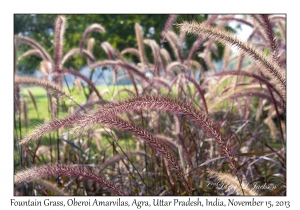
[14,14,206,74]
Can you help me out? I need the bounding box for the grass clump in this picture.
[14,14,286,196]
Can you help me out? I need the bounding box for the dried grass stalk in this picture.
[35,178,69,196]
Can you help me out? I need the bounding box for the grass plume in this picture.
[208,170,259,195]
[14,165,125,195]
[79,23,105,51]
[14,76,66,98]
[53,15,66,87]
[135,23,148,69]
[75,95,239,175]
[15,36,52,62]
[176,21,286,92]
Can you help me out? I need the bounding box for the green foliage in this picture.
[15,14,208,74]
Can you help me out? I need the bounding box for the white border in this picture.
[2,0,299,209]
